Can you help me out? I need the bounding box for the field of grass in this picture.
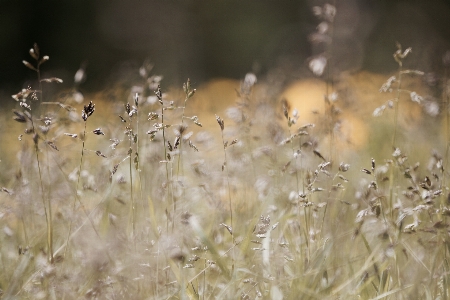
[1,18,450,300]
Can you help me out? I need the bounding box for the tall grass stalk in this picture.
[172,79,197,231]
[128,143,135,239]
[442,53,450,214]
[18,43,62,263]
[154,84,174,295]
[388,44,412,220]
[33,48,55,264]
[133,93,143,240]
[63,101,103,259]
[177,78,196,179]
[215,115,236,276]
[124,98,139,240]
[309,2,337,164]
[391,44,409,149]
[325,1,336,164]
[154,85,173,233]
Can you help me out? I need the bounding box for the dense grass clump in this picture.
[0,18,450,300]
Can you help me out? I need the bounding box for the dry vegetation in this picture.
[1,5,450,299]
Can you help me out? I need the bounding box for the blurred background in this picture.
[1,0,450,96]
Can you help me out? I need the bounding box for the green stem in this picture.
[63,121,105,260]
[35,141,53,262]
[129,145,135,240]
[220,129,235,277]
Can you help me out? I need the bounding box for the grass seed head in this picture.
[82,101,95,121]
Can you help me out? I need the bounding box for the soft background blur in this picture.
[1,0,450,96]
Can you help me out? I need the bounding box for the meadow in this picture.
[1,13,450,300]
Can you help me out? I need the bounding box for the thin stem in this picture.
[134,96,144,237]
[392,65,403,149]
[159,95,173,232]
[222,132,233,232]
[129,145,135,240]
[203,258,206,300]
[33,61,53,263]
[220,129,235,276]
[34,141,53,262]
[63,120,105,260]
[64,121,87,258]
[176,97,188,179]
[325,0,335,164]
[441,65,449,216]
[20,217,29,246]
[388,62,403,220]
[161,104,168,180]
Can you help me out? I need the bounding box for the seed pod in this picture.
[361,168,371,175]
[93,128,105,135]
[82,101,95,121]
[215,115,224,131]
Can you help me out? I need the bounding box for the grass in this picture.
[1,11,450,300]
